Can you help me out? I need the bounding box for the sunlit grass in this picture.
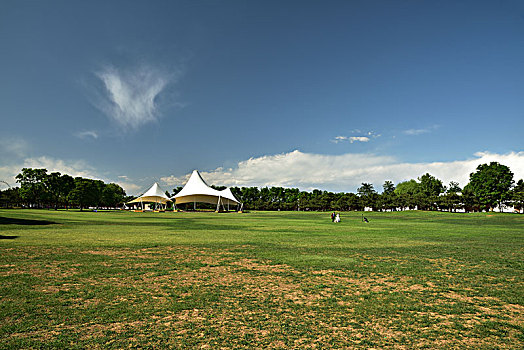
[1,209,522,348]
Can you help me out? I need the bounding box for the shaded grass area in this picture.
[0,216,56,226]
[0,209,523,348]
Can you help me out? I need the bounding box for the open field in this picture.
[0,209,523,349]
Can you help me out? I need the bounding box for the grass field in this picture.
[0,209,523,349]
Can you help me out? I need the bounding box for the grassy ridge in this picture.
[0,210,523,348]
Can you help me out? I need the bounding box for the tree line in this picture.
[0,168,127,210]
[1,162,523,212]
[172,162,522,213]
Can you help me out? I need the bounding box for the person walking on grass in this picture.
[334,213,341,223]
[331,212,335,222]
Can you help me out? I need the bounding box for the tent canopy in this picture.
[128,183,171,204]
[172,170,241,206]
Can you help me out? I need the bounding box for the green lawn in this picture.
[0,209,523,348]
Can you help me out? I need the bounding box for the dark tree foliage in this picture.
[440,181,462,212]
[0,187,21,208]
[16,168,48,208]
[44,172,75,209]
[68,178,98,211]
[12,168,126,210]
[383,181,395,195]
[357,183,377,210]
[417,173,445,210]
[512,179,524,213]
[103,183,126,208]
[381,181,397,211]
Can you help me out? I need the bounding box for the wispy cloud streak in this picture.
[94,64,171,131]
[403,125,439,136]
[74,130,98,139]
[332,130,379,144]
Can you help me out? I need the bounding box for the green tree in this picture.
[382,181,397,211]
[0,187,20,208]
[308,189,323,211]
[357,183,377,209]
[383,181,395,194]
[465,162,514,212]
[68,178,98,211]
[346,192,362,211]
[418,173,445,197]
[44,172,75,210]
[512,179,524,213]
[461,186,481,212]
[15,168,48,208]
[102,183,126,208]
[395,180,419,196]
[441,181,462,212]
[417,173,445,210]
[395,192,410,211]
[447,181,461,193]
[319,191,335,211]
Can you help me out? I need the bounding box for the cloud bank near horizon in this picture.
[161,150,524,192]
[0,156,140,194]
[1,148,522,195]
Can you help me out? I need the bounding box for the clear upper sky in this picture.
[1,0,523,194]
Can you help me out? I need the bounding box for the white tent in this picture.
[128,182,171,210]
[172,170,241,211]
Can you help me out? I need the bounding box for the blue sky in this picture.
[1,0,523,194]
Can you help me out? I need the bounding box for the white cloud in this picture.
[0,137,29,159]
[161,150,524,192]
[404,128,429,135]
[332,130,379,144]
[0,165,17,189]
[115,181,142,194]
[349,136,370,143]
[332,136,348,143]
[74,130,98,139]
[94,64,175,131]
[403,125,439,136]
[22,156,101,179]
[331,135,370,144]
[0,156,142,195]
[0,157,98,187]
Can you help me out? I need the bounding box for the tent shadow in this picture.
[0,235,19,239]
[0,217,57,225]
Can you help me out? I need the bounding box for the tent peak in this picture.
[172,170,241,205]
[127,182,171,204]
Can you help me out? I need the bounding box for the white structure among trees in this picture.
[172,170,242,211]
[128,182,171,211]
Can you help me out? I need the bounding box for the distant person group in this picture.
[329,212,370,224]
